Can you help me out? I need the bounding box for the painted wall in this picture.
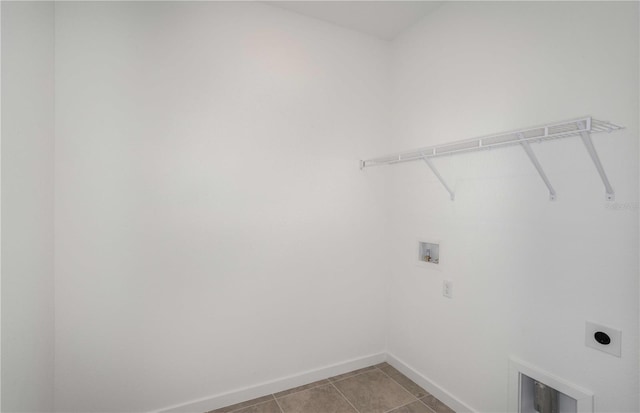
[1,2,55,411]
[11,2,637,412]
[386,2,639,412]
[54,2,390,411]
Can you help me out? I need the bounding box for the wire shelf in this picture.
[360,116,625,201]
[360,116,623,168]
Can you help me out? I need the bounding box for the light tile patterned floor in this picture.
[209,363,455,413]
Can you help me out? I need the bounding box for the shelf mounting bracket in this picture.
[577,120,615,201]
[423,157,455,201]
[517,133,557,201]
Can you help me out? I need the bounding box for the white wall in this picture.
[11,2,636,412]
[386,2,638,412]
[1,1,55,411]
[54,2,390,412]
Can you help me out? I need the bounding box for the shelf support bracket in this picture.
[423,157,455,201]
[517,133,557,201]
[577,120,615,201]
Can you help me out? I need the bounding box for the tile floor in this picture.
[209,363,455,413]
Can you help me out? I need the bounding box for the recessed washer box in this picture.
[508,357,593,413]
[585,321,621,357]
[417,239,440,268]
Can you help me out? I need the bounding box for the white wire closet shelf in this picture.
[360,116,624,201]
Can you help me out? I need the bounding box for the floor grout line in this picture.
[420,394,455,413]
[382,398,420,413]
[329,366,378,384]
[273,379,330,399]
[330,381,362,413]
[275,382,335,402]
[376,365,422,403]
[271,394,285,413]
[418,398,438,413]
[420,397,440,413]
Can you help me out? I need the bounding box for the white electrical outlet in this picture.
[585,321,621,357]
[442,280,453,298]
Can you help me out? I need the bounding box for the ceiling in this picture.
[267,1,443,41]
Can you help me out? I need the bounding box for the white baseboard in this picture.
[386,353,477,413]
[153,352,476,413]
[153,352,386,413]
